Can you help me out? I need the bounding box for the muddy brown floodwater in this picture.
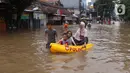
[0,22,130,73]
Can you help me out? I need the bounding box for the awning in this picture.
[41,6,57,14]
[25,5,58,14]
[72,14,78,18]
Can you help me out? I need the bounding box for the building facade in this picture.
[82,0,87,10]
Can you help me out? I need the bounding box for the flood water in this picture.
[0,22,130,73]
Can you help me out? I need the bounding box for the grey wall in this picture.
[60,0,79,8]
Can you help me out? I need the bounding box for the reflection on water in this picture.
[0,22,130,73]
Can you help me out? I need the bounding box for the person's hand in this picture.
[57,40,61,44]
[65,44,69,50]
[82,44,86,48]
[65,43,69,47]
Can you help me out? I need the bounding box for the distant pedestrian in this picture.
[83,20,88,28]
[45,21,58,49]
[63,23,69,33]
[87,22,91,29]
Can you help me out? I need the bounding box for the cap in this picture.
[64,24,68,28]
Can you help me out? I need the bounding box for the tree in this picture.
[94,0,114,18]
[9,0,36,29]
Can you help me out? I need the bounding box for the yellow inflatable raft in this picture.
[50,43,93,53]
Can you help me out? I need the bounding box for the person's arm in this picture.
[70,37,76,45]
[57,38,63,44]
[57,39,61,44]
[74,29,79,38]
[83,29,88,47]
[57,40,61,44]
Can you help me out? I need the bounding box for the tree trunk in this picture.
[15,10,24,30]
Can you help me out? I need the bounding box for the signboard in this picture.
[39,14,44,19]
[53,16,61,20]
[0,17,6,32]
[34,12,46,19]
[21,13,29,19]
[115,4,126,15]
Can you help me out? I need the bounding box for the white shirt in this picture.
[74,28,87,41]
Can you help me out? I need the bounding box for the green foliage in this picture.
[94,0,114,17]
[9,0,36,27]
[10,0,36,11]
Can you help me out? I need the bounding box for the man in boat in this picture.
[72,22,88,46]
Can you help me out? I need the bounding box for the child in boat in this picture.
[45,21,58,49]
[58,33,70,45]
[66,31,73,45]
[67,31,72,39]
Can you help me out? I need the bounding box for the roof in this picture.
[24,1,71,15]
[62,9,71,15]
[25,2,58,14]
[39,0,58,3]
[41,6,57,14]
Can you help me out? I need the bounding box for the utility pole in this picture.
[79,0,82,21]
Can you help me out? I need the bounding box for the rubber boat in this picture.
[50,43,93,53]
